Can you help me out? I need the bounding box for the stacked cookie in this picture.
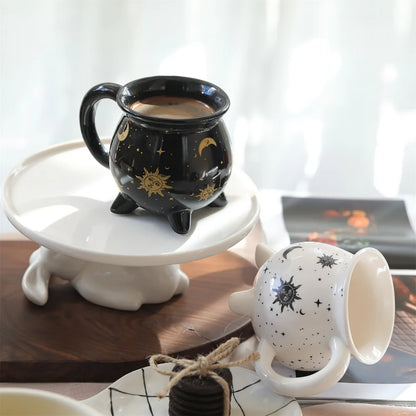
[168,365,233,416]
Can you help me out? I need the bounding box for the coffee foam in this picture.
[130,96,214,119]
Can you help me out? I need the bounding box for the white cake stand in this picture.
[2,140,259,310]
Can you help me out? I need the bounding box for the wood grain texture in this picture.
[0,241,255,382]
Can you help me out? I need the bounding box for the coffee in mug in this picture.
[129,96,215,119]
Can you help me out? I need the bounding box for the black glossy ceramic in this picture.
[79,76,232,234]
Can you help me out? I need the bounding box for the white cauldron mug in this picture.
[229,242,395,397]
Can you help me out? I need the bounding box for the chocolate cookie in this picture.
[168,365,233,416]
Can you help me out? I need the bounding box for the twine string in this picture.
[149,337,260,416]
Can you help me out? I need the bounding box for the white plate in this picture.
[83,363,301,416]
[2,140,259,266]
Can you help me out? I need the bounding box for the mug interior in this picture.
[346,248,395,364]
[0,388,99,416]
[118,75,230,122]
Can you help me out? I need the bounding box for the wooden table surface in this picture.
[0,240,256,382]
[2,240,415,415]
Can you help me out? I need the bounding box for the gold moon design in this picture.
[117,122,129,141]
[198,137,217,156]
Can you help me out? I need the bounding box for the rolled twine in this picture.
[149,337,260,416]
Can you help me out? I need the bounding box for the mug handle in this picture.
[79,82,121,168]
[255,337,351,397]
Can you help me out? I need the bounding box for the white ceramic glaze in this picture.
[1,140,259,309]
[22,247,189,310]
[0,388,103,416]
[229,241,395,397]
[2,140,259,266]
[83,363,301,416]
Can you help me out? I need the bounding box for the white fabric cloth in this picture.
[1,0,416,233]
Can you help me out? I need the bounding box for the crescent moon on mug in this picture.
[299,309,306,315]
[198,137,217,156]
[282,245,303,259]
[117,122,130,141]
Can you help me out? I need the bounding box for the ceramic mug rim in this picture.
[344,247,395,364]
[116,75,230,125]
[0,387,101,415]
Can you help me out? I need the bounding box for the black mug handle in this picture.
[79,82,121,168]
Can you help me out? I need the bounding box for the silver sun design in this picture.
[317,254,338,268]
[272,276,302,312]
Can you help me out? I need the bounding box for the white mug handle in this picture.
[255,336,351,397]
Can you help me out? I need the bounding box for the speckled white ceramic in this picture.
[229,242,395,397]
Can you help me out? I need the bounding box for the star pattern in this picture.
[317,254,338,268]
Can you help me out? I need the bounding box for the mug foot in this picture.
[167,209,192,234]
[209,192,227,208]
[110,193,137,214]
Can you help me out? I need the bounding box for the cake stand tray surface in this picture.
[0,240,256,382]
[2,140,259,267]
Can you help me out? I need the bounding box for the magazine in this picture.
[281,196,416,269]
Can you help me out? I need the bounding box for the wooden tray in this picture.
[0,241,255,382]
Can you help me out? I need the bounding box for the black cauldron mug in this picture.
[79,76,232,234]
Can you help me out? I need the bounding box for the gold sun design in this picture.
[136,168,172,197]
[197,184,216,201]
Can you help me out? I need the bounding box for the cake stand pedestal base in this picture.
[23,246,189,311]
